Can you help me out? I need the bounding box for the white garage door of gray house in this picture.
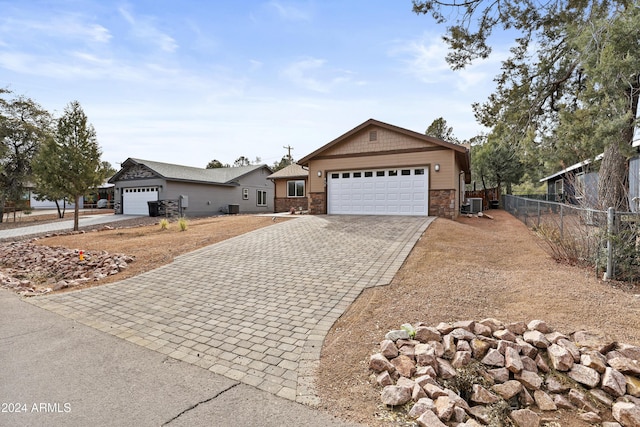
[122,187,159,215]
[327,167,429,215]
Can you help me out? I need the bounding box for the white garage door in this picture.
[327,167,429,216]
[122,187,159,215]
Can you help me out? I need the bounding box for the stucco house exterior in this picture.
[297,119,471,218]
[109,158,274,216]
[267,163,309,213]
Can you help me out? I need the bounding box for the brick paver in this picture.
[28,215,433,404]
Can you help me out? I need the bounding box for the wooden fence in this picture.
[464,187,500,210]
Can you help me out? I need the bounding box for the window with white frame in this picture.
[257,190,267,206]
[287,180,305,197]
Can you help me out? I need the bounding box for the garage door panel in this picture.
[123,187,159,215]
[328,167,429,216]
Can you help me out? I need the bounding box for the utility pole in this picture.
[283,145,294,164]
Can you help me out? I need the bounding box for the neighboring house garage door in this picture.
[327,167,429,216]
[122,187,159,215]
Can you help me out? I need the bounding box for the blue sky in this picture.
[0,0,509,168]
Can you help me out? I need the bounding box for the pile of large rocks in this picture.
[369,319,640,426]
[0,241,134,296]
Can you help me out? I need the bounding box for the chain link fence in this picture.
[503,195,640,283]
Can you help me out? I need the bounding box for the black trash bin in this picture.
[147,201,159,217]
[228,204,239,214]
[490,200,500,209]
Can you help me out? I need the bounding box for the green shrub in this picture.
[159,218,169,231]
[178,217,188,232]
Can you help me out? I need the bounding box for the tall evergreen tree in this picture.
[0,89,52,221]
[412,1,639,210]
[33,101,103,231]
[425,117,459,143]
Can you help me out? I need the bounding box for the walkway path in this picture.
[0,213,140,240]
[29,215,433,404]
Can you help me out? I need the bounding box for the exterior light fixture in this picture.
[435,164,440,172]
[317,170,322,177]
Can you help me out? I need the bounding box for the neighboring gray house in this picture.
[109,158,274,216]
[540,152,640,212]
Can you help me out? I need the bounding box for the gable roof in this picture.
[298,118,471,174]
[109,158,271,186]
[539,153,604,183]
[267,163,309,179]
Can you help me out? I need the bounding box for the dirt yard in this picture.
[316,210,640,426]
[3,210,640,425]
[26,215,286,291]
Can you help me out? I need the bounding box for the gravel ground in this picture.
[316,210,640,426]
[5,210,639,425]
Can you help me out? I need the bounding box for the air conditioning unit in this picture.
[468,198,483,214]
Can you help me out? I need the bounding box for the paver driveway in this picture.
[29,215,433,404]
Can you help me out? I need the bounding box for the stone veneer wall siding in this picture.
[275,197,309,213]
[309,192,326,215]
[158,199,180,218]
[120,164,156,180]
[429,189,457,219]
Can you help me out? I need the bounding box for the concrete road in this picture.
[0,290,359,427]
[0,213,141,241]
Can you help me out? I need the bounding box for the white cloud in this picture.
[0,15,112,44]
[118,6,178,53]
[267,1,311,21]
[282,57,354,93]
[389,34,451,84]
[249,59,263,71]
[389,32,510,97]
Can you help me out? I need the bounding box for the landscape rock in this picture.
[568,388,599,413]
[617,343,640,361]
[527,319,551,333]
[0,241,135,295]
[492,380,523,400]
[627,375,640,397]
[567,363,600,388]
[515,370,543,390]
[608,356,640,376]
[509,408,540,427]
[416,409,447,427]
[371,319,640,426]
[579,411,601,423]
[408,397,434,418]
[533,390,557,411]
[488,367,510,383]
[380,340,399,359]
[376,371,393,386]
[590,388,614,407]
[505,346,523,373]
[385,330,410,341]
[390,355,416,378]
[602,367,627,397]
[493,329,517,342]
[414,326,440,343]
[481,348,505,367]
[381,385,411,406]
[451,350,472,368]
[471,384,499,404]
[582,350,608,373]
[548,344,574,371]
[523,330,551,349]
[612,401,640,426]
[433,395,454,421]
